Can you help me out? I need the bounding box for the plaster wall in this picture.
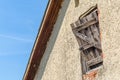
[35,0,120,80]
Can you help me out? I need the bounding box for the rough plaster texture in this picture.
[36,0,120,80]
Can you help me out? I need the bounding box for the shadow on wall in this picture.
[34,0,71,80]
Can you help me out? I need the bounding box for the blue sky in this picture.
[0,0,48,80]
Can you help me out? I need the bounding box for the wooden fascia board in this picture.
[23,0,63,80]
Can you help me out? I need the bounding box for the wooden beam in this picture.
[23,0,63,80]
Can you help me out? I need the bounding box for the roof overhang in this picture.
[23,0,64,80]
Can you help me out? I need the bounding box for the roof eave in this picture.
[23,0,63,80]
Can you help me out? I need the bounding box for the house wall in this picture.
[35,0,120,80]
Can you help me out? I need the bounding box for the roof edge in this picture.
[23,0,63,80]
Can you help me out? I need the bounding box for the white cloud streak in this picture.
[0,34,33,43]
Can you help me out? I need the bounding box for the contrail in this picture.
[0,34,33,42]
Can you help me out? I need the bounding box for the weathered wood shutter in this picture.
[71,5,103,74]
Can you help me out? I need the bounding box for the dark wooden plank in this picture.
[24,0,64,80]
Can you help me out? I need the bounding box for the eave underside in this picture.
[23,0,63,80]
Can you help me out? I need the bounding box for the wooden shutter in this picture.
[71,5,103,74]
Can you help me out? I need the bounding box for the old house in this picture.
[23,0,120,80]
